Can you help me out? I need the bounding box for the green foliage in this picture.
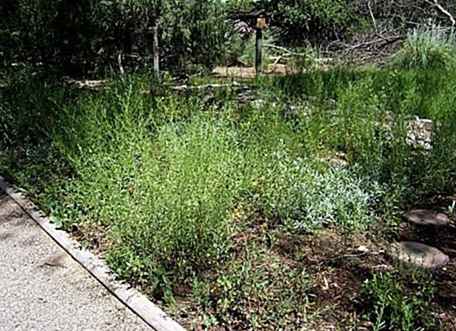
[49,85,246,291]
[362,270,436,331]
[0,68,66,146]
[329,75,414,194]
[391,25,456,70]
[104,118,246,287]
[3,0,456,75]
[271,67,456,202]
[253,0,354,44]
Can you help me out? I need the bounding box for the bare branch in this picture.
[367,0,378,33]
[426,0,456,26]
[263,44,308,56]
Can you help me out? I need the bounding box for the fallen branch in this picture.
[117,52,125,75]
[171,82,248,91]
[271,55,283,65]
[346,35,402,51]
[64,79,109,90]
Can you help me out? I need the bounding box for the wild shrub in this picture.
[0,68,67,147]
[50,82,249,293]
[249,0,354,44]
[103,117,245,294]
[2,0,233,74]
[411,70,456,195]
[329,75,419,195]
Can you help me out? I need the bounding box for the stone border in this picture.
[0,176,185,331]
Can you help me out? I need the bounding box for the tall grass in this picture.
[391,25,456,69]
[44,78,380,291]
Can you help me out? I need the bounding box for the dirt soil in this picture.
[273,223,456,330]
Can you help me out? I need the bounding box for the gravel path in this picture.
[0,191,152,331]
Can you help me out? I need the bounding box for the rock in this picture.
[356,245,369,253]
[404,209,450,226]
[390,241,449,269]
[406,117,433,150]
[328,158,349,168]
[322,152,349,168]
[251,99,266,109]
[376,111,395,140]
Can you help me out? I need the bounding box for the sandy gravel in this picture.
[0,191,152,331]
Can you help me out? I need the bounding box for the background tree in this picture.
[1,0,231,76]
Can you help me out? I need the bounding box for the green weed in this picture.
[362,270,437,331]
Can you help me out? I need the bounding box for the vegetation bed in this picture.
[1,66,456,329]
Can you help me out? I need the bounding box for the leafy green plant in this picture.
[54,93,248,294]
[250,0,354,44]
[2,0,233,74]
[362,270,436,331]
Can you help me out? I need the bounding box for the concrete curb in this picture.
[0,176,185,331]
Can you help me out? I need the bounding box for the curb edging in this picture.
[0,176,185,331]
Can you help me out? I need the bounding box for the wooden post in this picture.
[255,16,267,76]
[152,21,160,81]
[255,28,263,75]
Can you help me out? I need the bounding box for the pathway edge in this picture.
[0,176,185,331]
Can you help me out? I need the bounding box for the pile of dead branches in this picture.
[353,0,455,30]
[323,0,456,63]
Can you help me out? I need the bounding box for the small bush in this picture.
[255,150,381,232]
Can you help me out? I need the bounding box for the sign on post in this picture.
[255,15,268,76]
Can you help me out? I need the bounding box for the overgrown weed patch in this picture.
[1,67,456,329]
